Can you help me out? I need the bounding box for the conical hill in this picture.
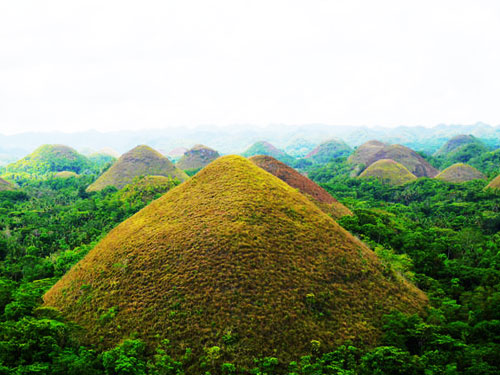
[305,138,352,163]
[359,159,418,185]
[242,141,294,164]
[350,142,438,177]
[176,144,220,170]
[6,144,90,175]
[86,145,188,192]
[44,156,427,365]
[250,155,352,218]
[434,134,486,157]
[435,163,486,183]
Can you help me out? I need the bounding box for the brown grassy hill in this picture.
[350,142,438,177]
[486,175,500,191]
[45,155,426,367]
[436,163,486,183]
[54,171,79,178]
[347,140,386,166]
[249,155,352,218]
[0,177,14,191]
[86,145,188,192]
[434,134,486,156]
[176,144,220,170]
[359,159,418,185]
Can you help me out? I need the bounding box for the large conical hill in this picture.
[44,155,426,366]
[250,155,352,218]
[86,145,188,192]
[6,144,91,175]
[436,163,486,183]
[305,138,352,163]
[176,144,220,170]
[359,159,418,185]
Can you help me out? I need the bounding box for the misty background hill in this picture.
[0,122,499,165]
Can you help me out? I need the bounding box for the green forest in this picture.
[0,140,499,374]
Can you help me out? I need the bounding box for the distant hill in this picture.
[86,145,188,192]
[434,134,487,156]
[348,140,386,166]
[241,141,294,164]
[54,171,79,179]
[305,138,352,163]
[249,155,352,218]
[349,142,439,177]
[284,138,316,158]
[44,155,426,366]
[435,163,486,183]
[486,175,500,191]
[6,144,91,176]
[116,175,180,204]
[87,152,117,168]
[359,159,418,185]
[0,177,15,191]
[176,144,220,170]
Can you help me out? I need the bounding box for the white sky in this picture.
[1,0,500,134]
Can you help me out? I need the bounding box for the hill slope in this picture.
[305,138,352,163]
[486,175,500,190]
[434,134,486,156]
[45,155,426,366]
[435,163,486,183]
[176,144,220,170]
[6,144,90,175]
[359,159,418,185]
[250,155,352,218]
[241,141,294,164]
[86,145,188,192]
[0,177,15,191]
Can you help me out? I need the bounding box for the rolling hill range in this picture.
[44,155,427,366]
[359,159,418,185]
[241,141,294,164]
[249,155,352,218]
[86,145,188,192]
[305,138,352,163]
[5,144,91,176]
[176,144,220,170]
[349,142,439,177]
[435,163,486,183]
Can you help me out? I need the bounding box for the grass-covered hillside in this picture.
[250,155,352,218]
[0,177,15,191]
[5,144,91,177]
[359,159,417,185]
[44,155,426,368]
[86,145,188,192]
[176,144,220,170]
[241,141,294,164]
[305,139,352,164]
[434,134,487,157]
[486,174,500,190]
[436,163,486,183]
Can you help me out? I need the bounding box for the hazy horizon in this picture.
[2,1,500,134]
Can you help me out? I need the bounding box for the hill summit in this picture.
[86,145,188,192]
[6,144,90,175]
[249,155,352,218]
[436,163,486,183]
[359,159,418,185]
[305,138,352,163]
[242,141,294,164]
[176,144,220,170]
[349,142,438,177]
[45,155,426,366]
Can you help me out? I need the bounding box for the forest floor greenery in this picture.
[0,156,499,374]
